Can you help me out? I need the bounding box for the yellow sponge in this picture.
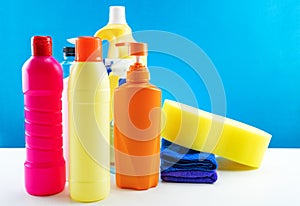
[161,100,272,168]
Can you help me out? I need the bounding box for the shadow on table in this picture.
[216,157,257,171]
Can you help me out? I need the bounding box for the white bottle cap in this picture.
[108,6,127,24]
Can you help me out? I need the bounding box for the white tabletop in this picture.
[0,148,299,206]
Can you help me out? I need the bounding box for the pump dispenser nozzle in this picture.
[115,42,149,82]
[116,42,147,66]
[115,42,147,56]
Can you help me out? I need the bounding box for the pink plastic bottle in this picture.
[22,36,66,196]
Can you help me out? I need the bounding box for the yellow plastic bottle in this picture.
[94,6,142,172]
[68,37,110,202]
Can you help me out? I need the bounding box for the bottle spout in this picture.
[115,42,147,63]
[116,42,149,81]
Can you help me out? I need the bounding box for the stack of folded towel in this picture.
[160,138,218,183]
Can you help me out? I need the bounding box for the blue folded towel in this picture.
[161,170,218,183]
[161,138,218,183]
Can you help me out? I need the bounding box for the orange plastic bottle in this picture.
[114,42,161,190]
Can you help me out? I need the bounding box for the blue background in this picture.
[0,0,299,147]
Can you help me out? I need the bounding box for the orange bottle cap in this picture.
[75,36,102,62]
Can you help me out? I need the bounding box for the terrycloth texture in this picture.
[161,170,218,183]
[161,159,216,172]
[161,138,218,183]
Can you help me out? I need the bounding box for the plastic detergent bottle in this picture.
[94,6,135,60]
[61,46,75,181]
[61,47,75,78]
[94,6,138,173]
[68,37,110,202]
[22,36,66,196]
[114,42,161,190]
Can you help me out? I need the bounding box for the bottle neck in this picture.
[108,6,127,24]
[127,63,149,83]
[127,71,149,83]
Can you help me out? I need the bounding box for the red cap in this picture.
[32,36,52,56]
[75,37,102,62]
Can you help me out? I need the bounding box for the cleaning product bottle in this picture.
[94,5,138,173]
[94,6,136,60]
[61,46,75,181]
[68,36,110,202]
[61,47,75,78]
[22,36,66,196]
[114,42,161,190]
